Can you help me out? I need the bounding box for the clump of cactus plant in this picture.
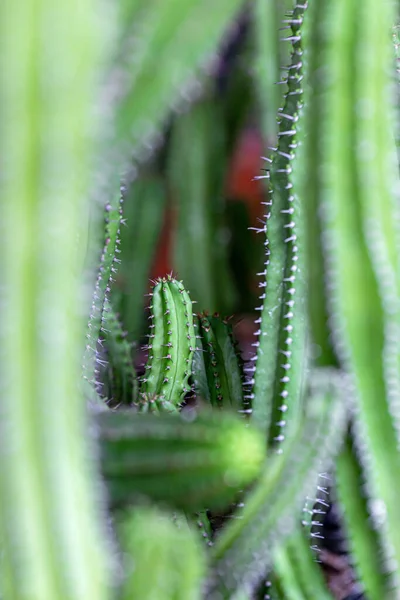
[2,0,400,599]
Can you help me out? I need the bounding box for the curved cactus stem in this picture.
[99,409,265,512]
[208,369,347,598]
[193,314,244,410]
[251,2,308,453]
[142,276,196,405]
[118,505,206,600]
[111,0,245,169]
[336,433,390,599]
[0,0,111,597]
[273,526,334,600]
[83,192,123,396]
[300,0,400,575]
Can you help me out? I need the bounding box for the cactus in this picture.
[141,276,196,405]
[273,526,333,600]
[208,370,347,597]
[336,433,389,599]
[0,0,112,597]
[102,299,138,406]
[192,314,244,410]
[251,1,308,452]
[83,194,124,397]
[4,0,400,597]
[112,0,246,166]
[99,409,264,511]
[296,0,400,577]
[118,505,206,600]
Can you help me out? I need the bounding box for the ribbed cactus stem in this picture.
[299,0,400,576]
[142,276,196,405]
[0,1,111,597]
[252,2,308,452]
[83,193,124,396]
[193,314,244,410]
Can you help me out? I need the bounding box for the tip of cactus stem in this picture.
[220,425,264,487]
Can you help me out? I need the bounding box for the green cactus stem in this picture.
[98,409,265,511]
[273,526,333,600]
[208,369,346,598]
[142,276,196,406]
[83,193,124,397]
[193,314,244,411]
[0,0,111,597]
[336,433,390,599]
[251,1,308,452]
[118,505,206,600]
[102,298,138,406]
[297,0,400,575]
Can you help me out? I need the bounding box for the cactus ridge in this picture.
[251,2,308,452]
[142,275,196,405]
[83,193,124,396]
[193,313,244,410]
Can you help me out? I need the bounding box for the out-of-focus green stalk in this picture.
[0,1,111,598]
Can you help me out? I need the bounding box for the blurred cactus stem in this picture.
[0,1,113,598]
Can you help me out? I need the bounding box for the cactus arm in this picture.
[0,0,110,597]
[252,2,308,451]
[83,193,123,396]
[193,315,244,410]
[112,0,244,167]
[118,506,206,600]
[142,277,196,404]
[209,370,346,598]
[301,0,400,571]
[273,545,307,600]
[99,409,264,511]
[336,434,389,599]
[276,527,334,600]
[356,0,400,439]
